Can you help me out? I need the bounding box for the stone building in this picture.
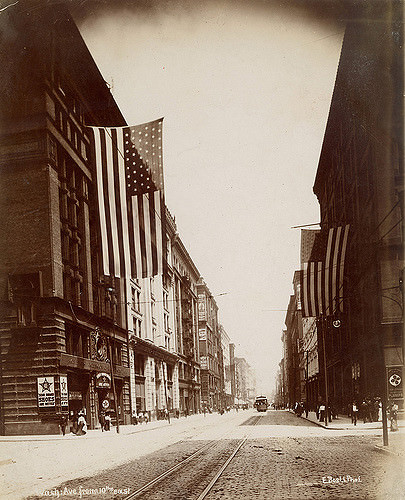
[313,3,403,410]
[220,325,233,407]
[0,4,131,434]
[284,271,304,408]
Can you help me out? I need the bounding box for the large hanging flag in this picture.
[90,118,165,279]
[301,225,350,317]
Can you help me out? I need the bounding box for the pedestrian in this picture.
[351,402,358,425]
[59,414,68,436]
[76,412,87,436]
[105,413,111,431]
[378,400,382,422]
[389,402,399,432]
[144,411,149,424]
[132,410,138,425]
[99,411,105,431]
[319,403,326,422]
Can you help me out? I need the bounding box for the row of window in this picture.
[65,326,123,365]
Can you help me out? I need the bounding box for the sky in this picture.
[71,0,345,396]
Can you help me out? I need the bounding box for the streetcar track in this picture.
[123,411,263,500]
[196,413,262,499]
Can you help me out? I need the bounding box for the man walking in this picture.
[351,402,358,426]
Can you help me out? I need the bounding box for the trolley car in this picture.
[254,396,268,412]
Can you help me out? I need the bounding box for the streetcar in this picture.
[254,395,268,412]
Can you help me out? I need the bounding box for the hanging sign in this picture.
[96,372,111,388]
[60,376,69,407]
[37,376,55,407]
[388,367,403,399]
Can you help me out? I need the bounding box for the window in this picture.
[65,327,89,358]
[134,355,145,376]
[163,289,169,310]
[133,317,142,338]
[131,287,141,312]
[16,300,35,327]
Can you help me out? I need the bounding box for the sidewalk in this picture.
[298,410,405,431]
[0,410,249,500]
[296,410,404,456]
[0,417,171,442]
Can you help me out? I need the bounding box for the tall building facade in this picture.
[220,325,233,407]
[300,229,320,409]
[197,280,222,410]
[234,357,256,405]
[0,5,131,434]
[171,215,201,415]
[313,3,403,410]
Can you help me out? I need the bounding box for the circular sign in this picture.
[102,399,110,409]
[389,373,402,387]
[332,320,341,328]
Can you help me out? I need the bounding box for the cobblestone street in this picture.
[3,410,400,500]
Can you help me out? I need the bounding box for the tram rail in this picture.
[123,412,263,500]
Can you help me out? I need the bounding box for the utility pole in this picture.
[162,361,170,423]
[321,316,329,427]
[306,350,309,413]
[109,339,120,434]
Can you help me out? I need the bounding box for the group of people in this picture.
[60,410,87,436]
[351,397,382,424]
[99,411,112,431]
[351,398,399,430]
[293,402,309,418]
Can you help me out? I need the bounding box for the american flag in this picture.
[90,118,165,279]
[301,225,350,317]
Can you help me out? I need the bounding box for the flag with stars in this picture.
[90,118,166,279]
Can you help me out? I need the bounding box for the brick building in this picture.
[0,4,131,434]
[170,213,201,415]
[197,280,222,410]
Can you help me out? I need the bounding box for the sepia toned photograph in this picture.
[0,0,403,498]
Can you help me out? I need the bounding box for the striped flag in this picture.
[301,225,350,317]
[90,118,165,279]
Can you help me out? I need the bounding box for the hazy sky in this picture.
[73,0,344,395]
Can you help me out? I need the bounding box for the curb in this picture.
[299,415,341,430]
[293,411,388,431]
[373,445,403,457]
[0,421,172,443]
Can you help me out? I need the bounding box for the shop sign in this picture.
[102,399,110,409]
[388,367,403,399]
[198,294,206,321]
[199,328,206,340]
[60,376,69,407]
[69,391,83,400]
[200,356,208,369]
[37,376,55,407]
[96,372,111,389]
